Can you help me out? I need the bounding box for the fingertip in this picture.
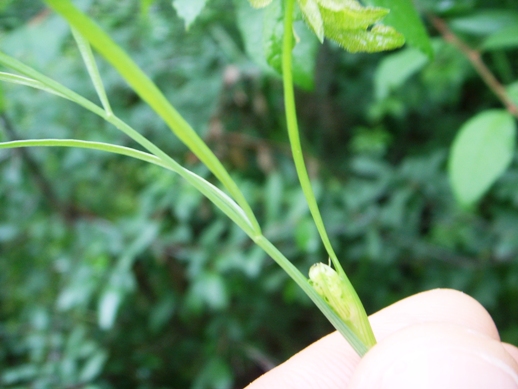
[245,332,360,389]
[349,323,518,389]
[503,343,518,365]
[370,288,500,342]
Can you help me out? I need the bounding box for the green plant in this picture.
[3,1,518,388]
[0,0,432,357]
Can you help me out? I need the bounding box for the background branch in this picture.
[430,15,518,119]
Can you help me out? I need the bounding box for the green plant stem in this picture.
[0,137,369,356]
[252,236,369,356]
[0,0,374,355]
[282,0,376,348]
[0,138,256,236]
[282,0,340,269]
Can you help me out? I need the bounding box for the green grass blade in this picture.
[71,27,113,115]
[282,0,376,349]
[0,72,67,98]
[0,52,259,233]
[282,0,340,269]
[253,236,369,356]
[2,136,368,354]
[0,139,256,236]
[44,0,261,235]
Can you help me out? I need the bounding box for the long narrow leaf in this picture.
[71,27,113,115]
[0,137,367,354]
[0,139,255,236]
[44,0,261,235]
[253,237,369,356]
[282,0,376,349]
[0,72,67,98]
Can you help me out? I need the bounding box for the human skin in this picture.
[246,289,518,389]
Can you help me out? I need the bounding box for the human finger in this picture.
[245,289,506,389]
[348,322,518,389]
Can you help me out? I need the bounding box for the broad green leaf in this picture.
[237,0,317,89]
[365,0,433,58]
[374,46,429,100]
[325,24,404,53]
[449,110,516,207]
[482,25,518,51]
[172,0,209,29]
[297,0,324,42]
[450,10,518,36]
[292,20,319,90]
[235,0,273,73]
[248,0,273,8]
[263,0,285,73]
[303,0,405,53]
[317,0,386,13]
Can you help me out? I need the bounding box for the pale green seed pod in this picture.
[308,262,379,348]
[309,262,358,325]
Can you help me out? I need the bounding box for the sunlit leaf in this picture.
[297,0,324,41]
[296,0,405,53]
[319,2,388,30]
[325,24,404,53]
[248,0,273,8]
[449,110,516,207]
[365,0,433,58]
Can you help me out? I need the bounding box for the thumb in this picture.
[349,323,518,389]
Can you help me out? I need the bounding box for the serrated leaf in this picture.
[172,0,208,29]
[317,0,364,11]
[326,24,405,53]
[449,110,516,207]
[319,3,388,31]
[297,0,324,42]
[248,0,273,8]
[365,0,433,58]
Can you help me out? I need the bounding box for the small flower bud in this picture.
[309,262,357,325]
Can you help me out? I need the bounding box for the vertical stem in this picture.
[281,0,338,268]
[282,0,376,348]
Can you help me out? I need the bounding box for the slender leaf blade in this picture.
[0,139,256,236]
[44,0,261,235]
[71,27,112,114]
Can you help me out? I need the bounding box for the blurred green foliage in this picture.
[1,0,517,388]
